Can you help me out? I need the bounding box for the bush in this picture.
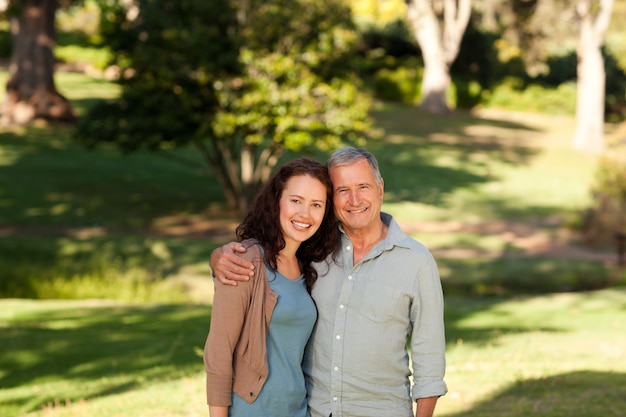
[0,27,10,58]
[580,127,626,247]
[482,78,577,115]
[358,19,420,59]
[372,58,422,104]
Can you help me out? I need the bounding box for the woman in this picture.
[203,158,340,417]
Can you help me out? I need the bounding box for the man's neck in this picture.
[347,220,388,265]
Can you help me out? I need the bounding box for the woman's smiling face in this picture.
[279,174,328,247]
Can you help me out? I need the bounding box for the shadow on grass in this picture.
[448,370,626,417]
[442,295,565,348]
[0,235,221,299]
[0,102,560,228]
[366,106,542,206]
[0,303,211,416]
[0,126,224,230]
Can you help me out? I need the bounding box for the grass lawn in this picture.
[1,289,625,417]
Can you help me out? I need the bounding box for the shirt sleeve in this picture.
[410,251,448,400]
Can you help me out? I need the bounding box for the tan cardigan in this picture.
[204,240,278,406]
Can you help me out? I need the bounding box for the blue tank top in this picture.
[229,266,317,417]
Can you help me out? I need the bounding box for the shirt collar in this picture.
[380,212,412,250]
[338,212,412,252]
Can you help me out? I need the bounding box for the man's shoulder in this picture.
[397,237,434,262]
[383,215,431,251]
[384,220,435,262]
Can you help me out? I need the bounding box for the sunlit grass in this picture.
[438,288,626,417]
[375,107,597,224]
[1,289,624,417]
[0,300,212,417]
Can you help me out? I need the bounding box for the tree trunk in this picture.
[572,0,614,154]
[1,0,76,125]
[406,0,472,114]
[199,138,282,216]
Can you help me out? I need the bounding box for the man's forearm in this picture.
[415,396,438,417]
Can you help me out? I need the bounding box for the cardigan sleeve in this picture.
[203,244,261,406]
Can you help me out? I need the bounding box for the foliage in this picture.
[74,0,375,213]
[452,18,526,91]
[347,0,407,26]
[482,78,578,115]
[604,49,626,122]
[0,27,9,58]
[56,0,101,34]
[371,58,422,104]
[357,18,420,59]
[579,127,626,246]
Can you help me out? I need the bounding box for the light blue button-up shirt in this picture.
[303,213,447,417]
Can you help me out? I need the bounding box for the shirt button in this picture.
[336,335,341,340]
[333,397,338,402]
[339,304,345,309]
[348,275,353,280]
[346,245,351,251]
[334,366,339,371]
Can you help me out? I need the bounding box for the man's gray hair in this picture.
[327,146,383,186]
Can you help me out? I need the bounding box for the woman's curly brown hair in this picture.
[236,157,340,292]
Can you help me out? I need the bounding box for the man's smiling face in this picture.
[329,158,384,236]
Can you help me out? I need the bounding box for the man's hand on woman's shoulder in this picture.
[210,242,255,286]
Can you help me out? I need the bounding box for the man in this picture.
[210,147,447,417]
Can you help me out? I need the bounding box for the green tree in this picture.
[0,0,78,124]
[75,0,374,213]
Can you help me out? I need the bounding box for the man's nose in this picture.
[348,190,360,205]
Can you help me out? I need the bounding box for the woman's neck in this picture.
[277,241,301,279]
